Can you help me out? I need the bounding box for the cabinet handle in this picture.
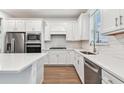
[120,16,123,25]
[115,18,118,27]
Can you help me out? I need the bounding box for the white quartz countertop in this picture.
[74,49,124,82]
[0,53,47,73]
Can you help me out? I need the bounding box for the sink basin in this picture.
[80,51,96,55]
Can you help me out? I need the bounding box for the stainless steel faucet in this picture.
[90,40,96,53]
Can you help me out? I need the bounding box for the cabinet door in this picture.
[31,21,42,31]
[74,54,80,75]
[15,20,25,31]
[119,9,124,30]
[66,22,74,40]
[66,51,75,64]
[44,23,51,41]
[6,20,16,31]
[25,20,32,31]
[101,9,120,33]
[81,13,89,40]
[58,51,67,64]
[48,51,58,64]
[66,22,79,41]
[78,57,84,83]
[25,20,42,31]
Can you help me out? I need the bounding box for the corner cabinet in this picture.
[101,9,124,35]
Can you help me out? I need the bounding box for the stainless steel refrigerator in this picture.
[5,32,25,53]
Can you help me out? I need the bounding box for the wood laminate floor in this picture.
[43,66,82,84]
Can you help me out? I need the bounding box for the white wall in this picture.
[0,11,10,53]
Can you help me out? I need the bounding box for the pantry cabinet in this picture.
[101,9,124,34]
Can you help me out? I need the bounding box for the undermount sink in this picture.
[80,51,96,55]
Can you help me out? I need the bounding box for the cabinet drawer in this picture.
[102,70,123,84]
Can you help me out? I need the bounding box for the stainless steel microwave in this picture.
[26,32,41,41]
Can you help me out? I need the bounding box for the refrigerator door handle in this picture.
[11,38,15,53]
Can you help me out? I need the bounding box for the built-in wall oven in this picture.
[26,43,41,53]
[26,32,42,53]
[84,58,101,84]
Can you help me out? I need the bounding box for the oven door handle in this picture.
[85,62,99,73]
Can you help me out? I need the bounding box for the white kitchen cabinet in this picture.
[74,53,84,83]
[101,9,124,34]
[47,50,75,65]
[15,20,25,31]
[58,51,67,64]
[6,20,16,31]
[101,9,120,33]
[66,51,75,64]
[6,20,25,32]
[77,13,89,40]
[48,51,58,64]
[44,22,51,41]
[66,21,79,41]
[119,10,124,30]
[46,21,69,34]
[25,20,42,31]
[102,69,123,84]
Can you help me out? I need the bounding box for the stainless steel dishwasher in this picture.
[84,58,101,84]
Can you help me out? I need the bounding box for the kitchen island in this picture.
[0,53,47,84]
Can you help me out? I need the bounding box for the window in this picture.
[90,10,108,44]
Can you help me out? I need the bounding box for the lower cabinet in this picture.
[102,69,123,84]
[47,50,75,65]
[74,53,84,83]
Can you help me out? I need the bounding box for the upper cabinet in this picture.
[6,19,43,32]
[25,20,42,32]
[6,20,25,31]
[66,21,79,41]
[101,9,124,35]
[44,21,79,41]
[77,13,90,40]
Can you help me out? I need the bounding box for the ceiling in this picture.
[0,9,87,18]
